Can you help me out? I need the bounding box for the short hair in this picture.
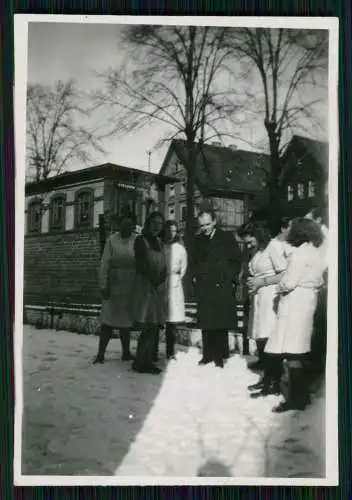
[119,211,136,226]
[165,219,180,242]
[242,221,272,251]
[198,201,217,221]
[287,218,324,248]
[279,217,291,230]
[237,221,253,238]
[311,205,328,225]
[143,211,166,238]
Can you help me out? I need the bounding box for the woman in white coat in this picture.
[242,222,290,382]
[265,218,325,413]
[163,220,188,359]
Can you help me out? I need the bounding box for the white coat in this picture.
[265,242,325,355]
[164,241,188,323]
[248,238,293,341]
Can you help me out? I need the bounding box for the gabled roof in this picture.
[159,139,270,195]
[282,135,329,168]
[26,162,177,196]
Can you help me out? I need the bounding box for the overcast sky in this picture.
[27,21,328,174]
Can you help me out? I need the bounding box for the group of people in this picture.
[93,209,188,374]
[240,207,328,413]
[93,202,328,413]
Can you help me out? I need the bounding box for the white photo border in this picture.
[13,14,339,487]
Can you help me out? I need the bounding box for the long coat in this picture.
[265,242,325,355]
[164,241,188,323]
[192,229,242,330]
[130,234,167,326]
[248,238,293,341]
[99,232,136,329]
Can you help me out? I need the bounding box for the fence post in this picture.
[50,306,54,330]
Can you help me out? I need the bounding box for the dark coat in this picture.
[130,234,167,326]
[191,229,243,330]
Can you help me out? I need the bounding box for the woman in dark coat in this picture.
[131,211,167,374]
[191,206,243,368]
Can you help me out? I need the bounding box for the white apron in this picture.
[248,239,290,341]
[265,243,325,355]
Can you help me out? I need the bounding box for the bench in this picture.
[24,301,249,354]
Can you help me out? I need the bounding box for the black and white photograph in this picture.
[14,15,338,486]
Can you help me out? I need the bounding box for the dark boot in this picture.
[120,329,134,361]
[250,371,272,398]
[272,365,309,413]
[250,353,279,397]
[248,376,265,391]
[93,324,112,364]
[166,323,176,359]
[248,338,267,371]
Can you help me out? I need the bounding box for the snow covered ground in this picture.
[20,325,325,478]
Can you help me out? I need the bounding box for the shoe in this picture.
[167,354,176,360]
[248,380,264,391]
[198,357,213,365]
[122,353,135,361]
[272,401,306,413]
[215,359,224,368]
[93,355,104,364]
[132,363,162,375]
[250,384,277,398]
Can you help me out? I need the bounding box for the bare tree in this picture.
[224,28,329,218]
[26,79,105,181]
[92,25,247,248]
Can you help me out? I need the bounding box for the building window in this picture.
[50,195,66,231]
[212,197,244,228]
[297,183,305,199]
[168,183,175,198]
[168,204,175,220]
[75,190,93,228]
[287,185,294,201]
[27,199,42,233]
[308,180,315,198]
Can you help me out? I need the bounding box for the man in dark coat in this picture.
[191,206,243,367]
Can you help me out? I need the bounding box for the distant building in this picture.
[279,135,329,218]
[159,139,271,235]
[24,163,174,306]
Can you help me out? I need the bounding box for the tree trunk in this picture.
[266,124,283,234]
[184,139,197,253]
[184,138,197,303]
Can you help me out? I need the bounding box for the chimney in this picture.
[229,144,237,150]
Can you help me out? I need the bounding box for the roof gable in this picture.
[280,135,329,183]
[160,139,270,195]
